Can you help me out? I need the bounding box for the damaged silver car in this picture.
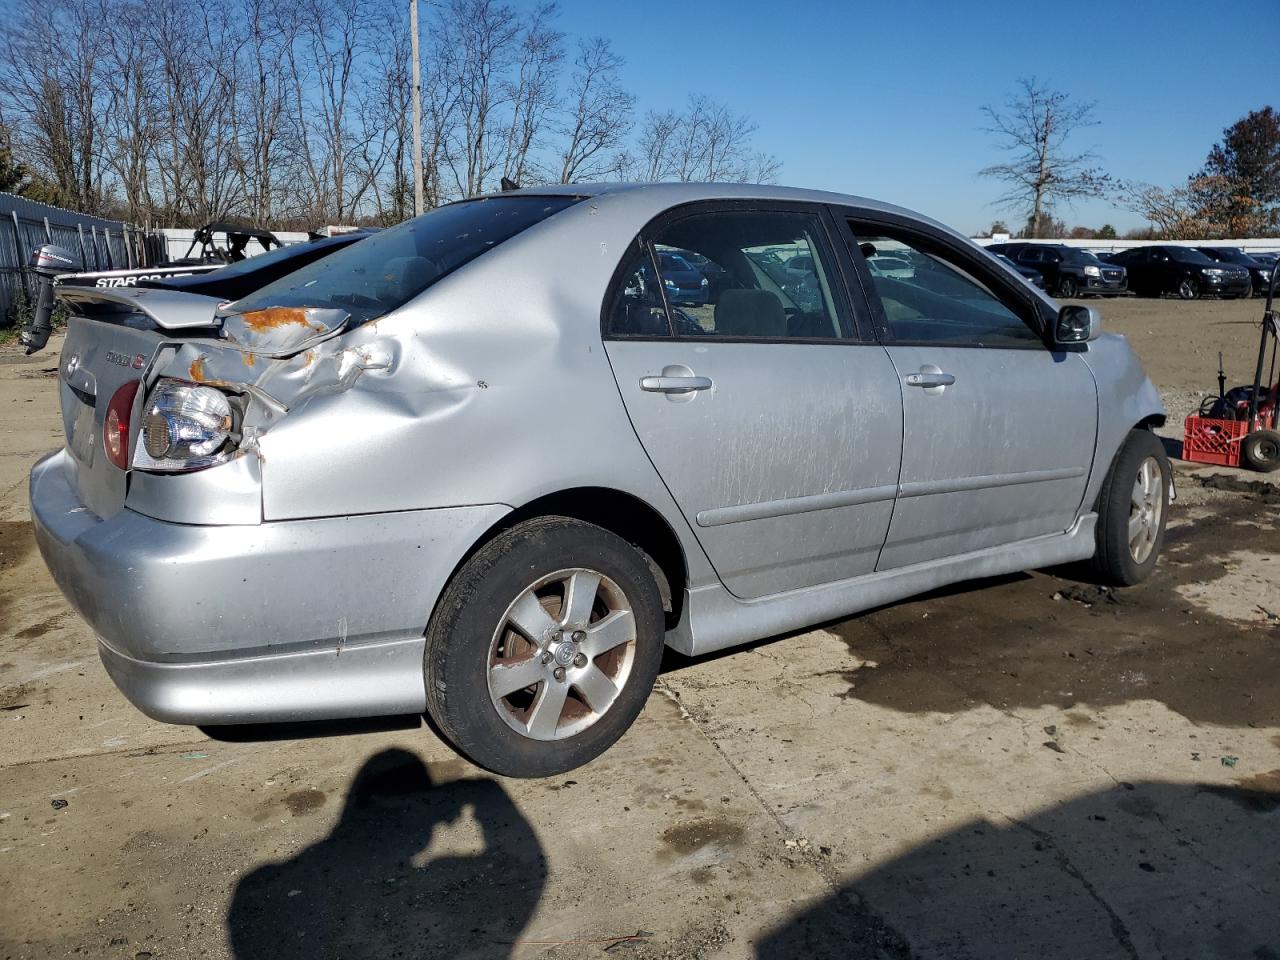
[30,184,1170,777]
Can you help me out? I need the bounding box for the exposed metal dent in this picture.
[218,305,352,357]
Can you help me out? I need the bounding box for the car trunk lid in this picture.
[58,317,172,518]
[54,290,226,520]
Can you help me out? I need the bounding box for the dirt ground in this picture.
[1,300,1279,960]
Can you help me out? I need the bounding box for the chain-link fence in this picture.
[0,192,163,329]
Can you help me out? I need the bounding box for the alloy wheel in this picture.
[486,568,638,741]
[1128,456,1164,563]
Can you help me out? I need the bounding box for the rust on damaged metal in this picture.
[239,307,323,334]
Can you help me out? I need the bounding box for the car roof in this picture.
[485,181,938,226]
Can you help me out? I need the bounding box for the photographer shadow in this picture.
[228,748,545,960]
[757,779,1280,959]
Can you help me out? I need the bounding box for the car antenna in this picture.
[500,176,520,191]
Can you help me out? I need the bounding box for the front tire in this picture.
[1177,277,1200,300]
[1058,276,1079,298]
[424,517,664,778]
[1088,429,1170,586]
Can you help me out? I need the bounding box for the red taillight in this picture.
[103,380,140,470]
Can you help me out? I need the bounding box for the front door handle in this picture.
[904,372,955,388]
[640,375,713,393]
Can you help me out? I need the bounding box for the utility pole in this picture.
[410,0,424,217]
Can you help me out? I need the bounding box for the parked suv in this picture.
[31,184,1168,777]
[987,242,1126,297]
[1109,245,1252,299]
[1195,247,1274,297]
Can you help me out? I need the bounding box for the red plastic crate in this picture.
[1182,415,1249,467]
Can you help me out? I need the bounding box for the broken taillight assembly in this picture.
[133,378,237,473]
[103,380,140,470]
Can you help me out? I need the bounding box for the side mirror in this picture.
[1054,304,1101,347]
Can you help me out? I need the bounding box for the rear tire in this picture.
[424,516,664,778]
[1088,429,1170,586]
[1242,430,1280,473]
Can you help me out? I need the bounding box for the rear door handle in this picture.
[904,372,956,388]
[640,375,713,393]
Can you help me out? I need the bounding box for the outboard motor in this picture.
[21,243,82,355]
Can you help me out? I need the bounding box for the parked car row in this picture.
[985,242,1279,301]
[1102,245,1264,300]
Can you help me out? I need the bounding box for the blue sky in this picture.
[555,0,1273,233]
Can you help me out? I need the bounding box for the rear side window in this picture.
[607,209,851,341]
[606,245,673,337]
[230,196,579,323]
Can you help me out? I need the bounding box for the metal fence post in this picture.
[42,216,51,243]
[11,211,30,300]
[89,225,101,271]
[76,223,88,271]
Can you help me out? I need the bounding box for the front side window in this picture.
[854,229,1041,347]
[647,210,849,340]
[231,196,579,323]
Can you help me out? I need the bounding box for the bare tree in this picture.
[0,0,107,211]
[442,0,523,198]
[498,4,562,186]
[0,0,781,224]
[633,95,779,184]
[235,0,294,226]
[979,77,1109,239]
[556,37,632,183]
[635,108,681,182]
[287,0,384,221]
[148,0,247,224]
[96,0,158,222]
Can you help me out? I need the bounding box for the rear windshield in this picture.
[230,196,580,323]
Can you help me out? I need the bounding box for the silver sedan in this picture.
[30,183,1169,777]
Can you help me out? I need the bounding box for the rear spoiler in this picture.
[56,286,223,330]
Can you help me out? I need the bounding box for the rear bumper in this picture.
[30,449,509,723]
[98,634,429,725]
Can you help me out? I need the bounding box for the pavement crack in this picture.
[0,737,214,771]
[654,678,916,959]
[1008,815,1141,960]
